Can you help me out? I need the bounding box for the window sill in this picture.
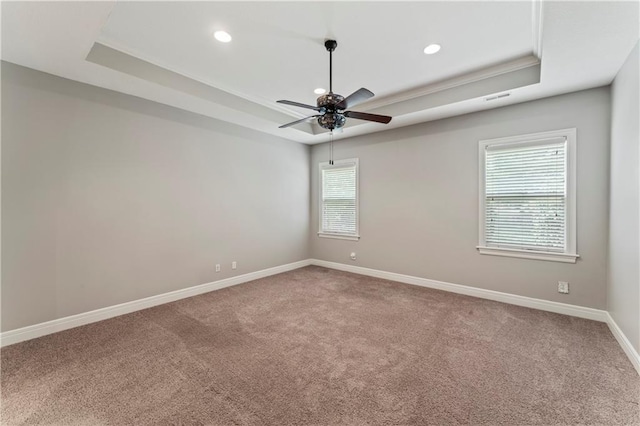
[318,232,360,241]
[476,246,579,263]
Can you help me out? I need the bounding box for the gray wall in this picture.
[311,87,611,309]
[608,41,640,352]
[0,59,621,332]
[1,62,310,332]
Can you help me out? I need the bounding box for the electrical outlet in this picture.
[232,261,237,270]
[558,281,569,294]
[350,252,357,261]
[215,264,221,273]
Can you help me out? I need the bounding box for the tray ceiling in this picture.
[2,1,638,144]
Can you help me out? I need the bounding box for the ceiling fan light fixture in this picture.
[424,44,441,54]
[314,88,326,95]
[214,31,232,43]
[318,113,346,130]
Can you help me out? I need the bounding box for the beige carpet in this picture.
[1,266,638,425]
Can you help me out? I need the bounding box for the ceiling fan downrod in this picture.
[316,39,345,130]
[325,39,337,93]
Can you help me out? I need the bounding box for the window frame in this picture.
[318,158,360,241]
[477,128,579,263]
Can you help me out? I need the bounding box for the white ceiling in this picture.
[2,1,639,145]
[99,2,534,107]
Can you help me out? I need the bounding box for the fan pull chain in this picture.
[329,131,334,165]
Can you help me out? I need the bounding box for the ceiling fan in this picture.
[277,39,392,131]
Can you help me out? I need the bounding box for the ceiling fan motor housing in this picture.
[317,93,344,111]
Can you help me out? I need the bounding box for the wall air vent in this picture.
[485,93,511,101]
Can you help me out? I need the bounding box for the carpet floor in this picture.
[1,266,638,425]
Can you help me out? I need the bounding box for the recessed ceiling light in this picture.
[424,44,441,55]
[214,31,232,43]
[314,88,326,95]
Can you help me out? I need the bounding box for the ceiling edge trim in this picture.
[357,54,541,111]
[532,0,545,58]
[309,60,542,136]
[86,42,316,137]
[95,37,308,120]
[84,42,540,144]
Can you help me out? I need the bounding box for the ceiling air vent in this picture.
[485,93,511,102]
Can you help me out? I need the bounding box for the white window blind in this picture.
[485,139,567,252]
[319,159,359,239]
[478,129,578,263]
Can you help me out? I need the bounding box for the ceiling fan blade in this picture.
[336,88,374,110]
[277,100,322,112]
[279,115,321,129]
[344,110,392,124]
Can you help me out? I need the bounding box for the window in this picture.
[478,129,578,263]
[319,158,359,240]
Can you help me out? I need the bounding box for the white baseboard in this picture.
[0,259,312,348]
[310,259,608,322]
[606,313,640,375]
[4,257,637,376]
